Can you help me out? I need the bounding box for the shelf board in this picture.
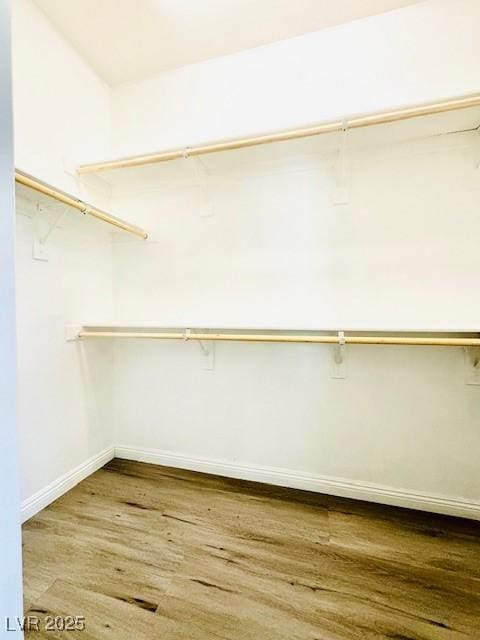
[77,101,480,187]
[78,322,480,335]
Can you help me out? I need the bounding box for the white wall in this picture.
[11,0,480,521]
[107,0,480,517]
[0,0,23,632]
[12,0,115,513]
[111,130,480,330]
[114,341,480,510]
[15,199,115,510]
[110,0,480,157]
[13,0,110,193]
[111,130,480,515]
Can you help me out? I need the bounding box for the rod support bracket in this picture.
[33,203,68,261]
[185,328,215,370]
[333,120,351,205]
[65,325,82,342]
[473,125,480,170]
[464,346,480,385]
[331,331,347,379]
[183,151,214,217]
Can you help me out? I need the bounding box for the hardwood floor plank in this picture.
[22,459,480,639]
[156,532,480,639]
[25,579,182,640]
[328,501,480,581]
[22,478,185,613]
[87,463,331,548]
[105,459,330,508]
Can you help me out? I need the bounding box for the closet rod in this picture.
[78,331,480,347]
[77,93,480,174]
[15,170,148,239]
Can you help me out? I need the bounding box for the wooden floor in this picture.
[23,459,480,639]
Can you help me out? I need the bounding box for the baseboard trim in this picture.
[21,446,115,523]
[21,444,480,523]
[115,446,480,521]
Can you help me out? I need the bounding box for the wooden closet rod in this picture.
[15,170,148,239]
[78,331,480,347]
[77,94,480,174]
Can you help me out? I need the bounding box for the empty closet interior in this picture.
[8,0,480,637]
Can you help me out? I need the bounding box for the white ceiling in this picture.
[33,0,424,86]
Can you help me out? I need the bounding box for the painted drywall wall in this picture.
[0,0,24,632]
[12,0,115,510]
[11,0,480,520]
[15,199,115,507]
[110,130,480,330]
[109,0,480,158]
[12,0,110,193]
[107,0,480,514]
[110,129,480,512]
[113,340,480,516]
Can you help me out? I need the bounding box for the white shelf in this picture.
[77,104,480,188]
[77,322,480,334]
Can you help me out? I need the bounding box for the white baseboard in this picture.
[21,446,115,523]
[115,445,480,521]
[21,444,480,523]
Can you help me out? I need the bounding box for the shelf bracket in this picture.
[333,121,351,205]
[64,156,88,199]
[331,331,347,379]
[183,148,214,217]
[65,325,82,342]
[464,346,480,385]
[184,328,215,370]
[33,203,69,261]
[473,125,480,170]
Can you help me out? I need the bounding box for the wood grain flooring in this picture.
[22,459,480,639]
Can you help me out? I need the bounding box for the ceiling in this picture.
[33,0,424,86]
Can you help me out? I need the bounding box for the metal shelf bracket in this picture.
[333,121,351,205]
[33,203,69,261]
[331,331,347,379]
[183,148,214,217]
[184,328,215,370]
[464,346,480,385]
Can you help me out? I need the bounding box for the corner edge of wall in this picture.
[21,446,115,523]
